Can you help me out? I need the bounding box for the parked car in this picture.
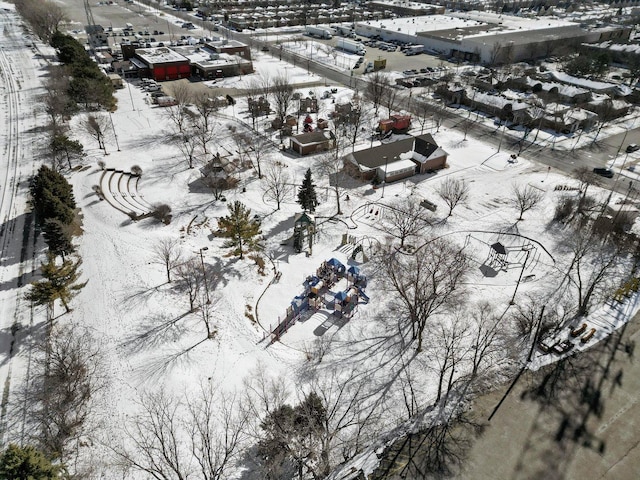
[626,143,640,153]
[593,167,614,178]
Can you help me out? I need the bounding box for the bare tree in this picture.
[152,238,183,283]
[379,198,430,248]
[383,239,471,352]
[381,82,400,118]
[436,178,470,217]
[511,183,543,220]
[176,258,202,312]
[459,118,473,141]
[42,68,73,133]
[186,385,250,480]
[564,227,627,316]
[414,100,432,135]
[172,125,200,169]
[192,92,218,155]
[117,392,190,480]
[269,75,294,124]
[428,312,471,405]
[82,114,111,151]
[16,0,67,43]
[318,133,345,215]
[263,161,293,210]
[236,132,270,178]
[366,71,391,117]
[163,82,193,133]
[25,324,105,464]
[469,302,504,377]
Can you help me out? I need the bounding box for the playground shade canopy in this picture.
[327,258,346,273]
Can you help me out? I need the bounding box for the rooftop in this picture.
[135,47,189,65]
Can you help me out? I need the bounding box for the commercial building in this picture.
[355,11,630,64]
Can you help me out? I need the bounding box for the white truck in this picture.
[305,25,332,39]
[335,25,357,38]
[404,44,424,56]
[336,38,365,56]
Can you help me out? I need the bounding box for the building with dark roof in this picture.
[344,133,448,182]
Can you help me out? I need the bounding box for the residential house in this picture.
[289,131,336,155]
[344,133,448,182]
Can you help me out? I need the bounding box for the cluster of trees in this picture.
[50,32,116,110]
[564,50,611,79]
[14,0,65,44]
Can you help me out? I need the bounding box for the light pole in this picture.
[109,112,121,152]
[381,156,388,198]
[510,247,531,305]
[199,247,210,304]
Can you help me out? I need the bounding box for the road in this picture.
[0,8,48,444]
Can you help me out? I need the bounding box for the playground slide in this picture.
[357,287,369,303]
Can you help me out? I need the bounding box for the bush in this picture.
[131,165,143,176]
[554,196,575,223]
[151,204,172,224]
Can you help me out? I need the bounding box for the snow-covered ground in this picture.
[4,2,640,477]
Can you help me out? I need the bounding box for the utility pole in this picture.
[199,247,210,304]
[510,247,531,305]
[109,112,120,151]
[381,156,388,198]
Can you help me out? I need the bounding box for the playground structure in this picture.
[464,233,545,279]
[340,233,378,262]
[293,212,316,255]
[269,258,369,343]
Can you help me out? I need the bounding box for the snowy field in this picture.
[3,2,640,477]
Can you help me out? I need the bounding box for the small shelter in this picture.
[489,242,508,270]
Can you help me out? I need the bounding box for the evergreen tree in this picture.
[25,253,87,315]
[0,444,62,480]
[42,218,75,260]
[218,201,262,260]
[51,134,84,170]
[297,168,319,213]
[29,165,76,224]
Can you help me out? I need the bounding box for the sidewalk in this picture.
[459,310,640,480]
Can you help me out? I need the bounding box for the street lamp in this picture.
[199,247,210,304]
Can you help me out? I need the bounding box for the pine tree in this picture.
[0,444,62,480]
[25,253,87,316]
[297,168,319,213]
[29,165,76,224]
[218,201,262,259]
[42,218,75,260]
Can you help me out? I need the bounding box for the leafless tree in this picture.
[163,82,193,134]
[152,238,183,283]
[263,161,293,210]
[236,132,270,178]
[186,384,250,480]
[379,198,430,248]
[563,227,628,316]
[459,118,473,141]
[25,324,105,464]
[196,288,218,339]
[381,82,400,118]
[115,386,248,480]
[82,114,111,151]
[436,178,470,217]
[176,258,202,312]
[469,302,504,377]
[428,312,471,405]
[269,75,294,124]
[414,100,432,135]
[16,0,67,43]
[192,92,218,155]
[172,125,200,169]
[383,239,471,352]
[318,134,345,215]
[117,392,189,480]
[366,71,391,117]
[511,183,543,220]
[590,98,616,145]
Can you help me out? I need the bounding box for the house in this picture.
[541,103,598,133]
[173,45,253,78]
[344,133,448,182]
[289,131,336,155]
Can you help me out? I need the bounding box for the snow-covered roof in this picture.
[135,47,189,65]
[547,71,617,93]
[379,158,417,175]
[523,76,589,97]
